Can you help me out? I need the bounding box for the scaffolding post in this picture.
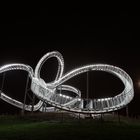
[118,110,121,124]
[126,105,129,118]
[60,85,64,122]
[86,70,89,100]
[21,74,30,115]
[87,70,92,118]
[0,72,6,96]
[31,94,35,114]
[124,77,129,118]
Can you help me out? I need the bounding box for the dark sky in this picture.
[0,8,140,115]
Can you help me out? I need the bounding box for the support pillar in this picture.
[0,72,6,96]
[21,74,30,115]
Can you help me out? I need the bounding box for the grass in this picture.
[0,113,140,140]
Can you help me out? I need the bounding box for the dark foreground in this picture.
[0,113,140,140]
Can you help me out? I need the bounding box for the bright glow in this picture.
[138,81,140,88]
[0,51,134,114]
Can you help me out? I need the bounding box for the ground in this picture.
[0,113,140,140]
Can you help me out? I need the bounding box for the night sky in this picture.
[0,8,140,115]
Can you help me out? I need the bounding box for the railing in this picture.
[0,51,134,114]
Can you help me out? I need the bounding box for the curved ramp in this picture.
[0,51,134,114]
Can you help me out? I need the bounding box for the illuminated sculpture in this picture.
[0,51,134,114]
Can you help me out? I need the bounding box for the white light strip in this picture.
[0,51,134,114]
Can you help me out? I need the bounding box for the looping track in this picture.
[0,51,134,114]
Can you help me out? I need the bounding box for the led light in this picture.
[0,51,134,114]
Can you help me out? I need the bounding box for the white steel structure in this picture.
[0,51,134,114]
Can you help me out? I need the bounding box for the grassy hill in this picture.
[0,113,140,140]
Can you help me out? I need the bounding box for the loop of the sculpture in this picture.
[31,51,134,114]
[0,51,134,114]
[35,51,64,81]
[0,64,43,111]
[34,51,81,97]
[31,63,134,114]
